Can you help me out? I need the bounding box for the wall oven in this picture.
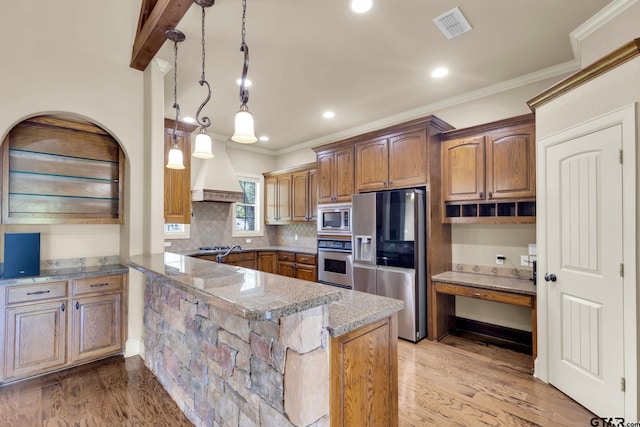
[317,204,351,236]
[317,239,353,289]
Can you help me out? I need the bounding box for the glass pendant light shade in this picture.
[166,147,185,169]
[231,106,257,144]
[193,130,214,159]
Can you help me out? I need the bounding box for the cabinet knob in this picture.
[76,301,80,310]
[61,303,66,312]
[388,180,392,185]
[479,192,483,198]
[488,192,493,199]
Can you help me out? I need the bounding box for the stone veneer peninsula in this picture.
[128,253,403,427]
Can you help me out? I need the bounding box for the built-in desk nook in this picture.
[431,271,537,364]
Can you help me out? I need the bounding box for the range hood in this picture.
[191,134,244,203]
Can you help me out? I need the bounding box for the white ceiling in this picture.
[156,0,611,153]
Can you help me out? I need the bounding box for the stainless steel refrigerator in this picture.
[351,188,427,342]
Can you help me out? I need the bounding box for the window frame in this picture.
[232,174,264,237]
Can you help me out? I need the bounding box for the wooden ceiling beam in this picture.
[130,0,193,71]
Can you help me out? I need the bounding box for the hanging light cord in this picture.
[195,5,212,130]
[239,0,250,106]
[171,36,181,146]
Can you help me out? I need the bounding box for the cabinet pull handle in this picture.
[61,303,66,312]
[90,283,110,288]
[27,290,50,295]
[76,302,80,310]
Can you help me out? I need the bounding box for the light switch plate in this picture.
[528,244,537,256]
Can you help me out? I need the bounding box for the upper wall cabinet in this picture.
[315,144,354,204]
[355,129,427,192]
[164,119,196,224]
[440,114,536,223]
[264,163,316,225]
[1,115,125,224]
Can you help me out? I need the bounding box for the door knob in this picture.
[544,273,557,282]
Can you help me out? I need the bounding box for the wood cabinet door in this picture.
[334,147,355,202]
[316,151,335,204]
[485,124,535,200]
[276,174,292,223]
[296,264,317,282]
[71,293,122,363]
[442,136,485,201]
[278,262,296,278]
[164,128,191,224]
[292,170,310,222]
[355,137,389,193]
[388,130,427,189]
[5,301,67,380]
[330,315,398,427]
[308,169,318,221]
[264,176,278,224]
[257,252,277,273]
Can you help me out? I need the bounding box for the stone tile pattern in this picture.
[144,276,330,427]
[453,262,532,280]
[168,203,316,252]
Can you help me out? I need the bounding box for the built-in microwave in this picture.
[317,203,351,235]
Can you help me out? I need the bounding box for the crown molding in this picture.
[570,0,638,65]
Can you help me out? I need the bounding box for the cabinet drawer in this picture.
[73,275,123,295]
[433,282,533,307]
[295,253,316,265]
[278,252,295,262]
[6,281,68,305]
[225,252,256,263]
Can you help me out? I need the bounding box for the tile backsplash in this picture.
[166,202,317,251]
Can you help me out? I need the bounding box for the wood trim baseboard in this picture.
[453,317,532,355]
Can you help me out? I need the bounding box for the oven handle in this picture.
[317,248,352,254]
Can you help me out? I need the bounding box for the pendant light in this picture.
[165,29,186,170]
[192,0,215,159]
[231,0,257,144]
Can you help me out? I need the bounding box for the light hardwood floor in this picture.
[0,336,594,426]
[399,335,595,426]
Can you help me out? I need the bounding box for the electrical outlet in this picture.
[496,254,505,265]
[295,234,298,241]
[164,241,171,247]
[245,238,251,243]
[520,255,529,266]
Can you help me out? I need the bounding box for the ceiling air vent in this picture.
[433,7,472,40]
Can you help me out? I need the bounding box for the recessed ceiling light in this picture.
[431,67,449,78]
[323,111,335,119]
[236,78,252,87]
[259,135,269,142]
[351,0,372,13]
[183,116,196,124]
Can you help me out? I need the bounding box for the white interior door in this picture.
[545,124,624,416]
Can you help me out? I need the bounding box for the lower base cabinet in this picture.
[5,300,67,380]
[330,315,398,427]
[1,272,127,384]
[278,252,318,282]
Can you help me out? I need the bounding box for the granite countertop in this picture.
[130,252,404,337]
[327,290,404,337]
[128,252,340,322]
[431,271,536,296]
[175,245,317,258]
[0,264,129,286]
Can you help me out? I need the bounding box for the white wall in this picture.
[452,224,536,331]
[0,0,162,357]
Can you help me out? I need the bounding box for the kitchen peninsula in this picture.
[128,253,403,427]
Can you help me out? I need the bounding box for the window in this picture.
[233,176,263,237]
[164,223,190,239]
